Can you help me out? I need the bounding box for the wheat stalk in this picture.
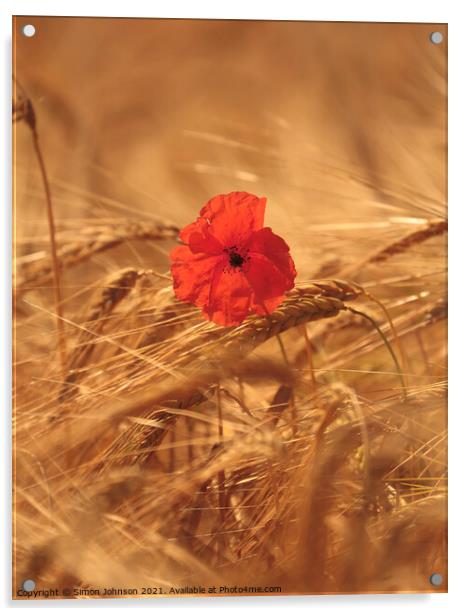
[14,80,67,372]
[16,220,179,291]
[368,219,447,264]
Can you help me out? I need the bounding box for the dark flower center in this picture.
[229,252,245,268]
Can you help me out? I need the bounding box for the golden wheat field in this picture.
[12,17,447,598]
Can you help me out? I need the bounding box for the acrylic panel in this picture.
[12,17,447,599]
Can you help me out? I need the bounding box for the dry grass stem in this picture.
[14,84,67,372]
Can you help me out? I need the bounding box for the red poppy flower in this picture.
[170,192,296,326]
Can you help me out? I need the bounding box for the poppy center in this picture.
[229,252,245,268]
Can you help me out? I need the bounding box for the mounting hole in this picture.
[430,31,443,45]
[429,573,443,586]
[22,24,36,38]
[22,579,36,592]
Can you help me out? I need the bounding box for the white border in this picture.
[0,0,453,22]
[1,2,465,614]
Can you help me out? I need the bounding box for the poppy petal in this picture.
[246,227,296,284]
[244,227,296,311]
[198,192,266,247]
[170,245,222,308]
[179,218,223,255]
[245,253,292,314]
[202,268,253,327]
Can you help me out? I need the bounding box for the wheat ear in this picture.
[222,279,363,353]
[16,220,179,291]
[338,218,447,279]
[59,268,148,401]
[368,219,447,264]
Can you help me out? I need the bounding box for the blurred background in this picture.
[13,18,446,278]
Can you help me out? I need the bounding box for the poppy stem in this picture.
[364,290,409,388]
[276,334,297,435]
[345,306,407,399]
[299,324,317,391]
[237,376,245,407]
[275,333,290,367]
